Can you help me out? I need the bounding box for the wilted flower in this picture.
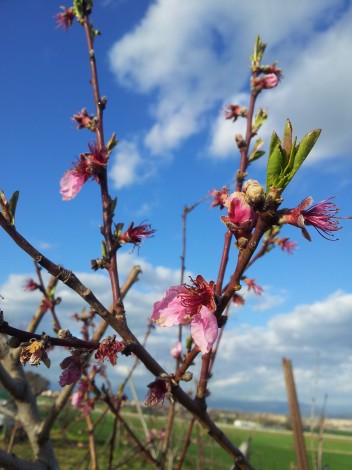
[279,197,341,241]
[20,340,50,368]
[145,378,172,406]
[55,6,75,30]
[209,187,228,209]
[151,275,218,354]
[59,354,83,386]
[223,104,247,122]
[232,293,245,306]
[72,108,96,130]
[244,278,263,296]
[276,237,297,254]
[24,279,39,292]
[94,336,124,366]
[119,222,155,247]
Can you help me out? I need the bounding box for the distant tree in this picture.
[26,371,50,397]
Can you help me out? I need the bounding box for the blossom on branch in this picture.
[223,104,247,122]
[59,354,83,386]
[170,341,182,359]
[232,293,245,306]
[55,7,75,30]
[252,72,279,90]
[145,377,172,406]
[151,275,218,354]
[279,197,341,241]
[276,237,297,254]
[244,278,263,296]
[94,336,124,366]
[221,191,257,241]
[209,187,228,209]
[60,142,108,200]
[23,278,40,292]
[20,340,51,368]
[119,222,155,247]
[72,108,96,131]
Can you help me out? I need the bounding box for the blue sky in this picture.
[1,0,352,414]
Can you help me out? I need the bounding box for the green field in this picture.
[1,404,351,469]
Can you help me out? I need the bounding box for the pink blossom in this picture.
[145,378,171,406]
[221,191,257,238]
[170,341,182,359]
[60,142,108,201]
[23,279,39,292]
[244,278,263,296]
[209,187,228,209]
[59,355,83,387]
[190,306,218,354]
[253,73,279,90]
[276,237,297,254]
[223,104,245,122]
[60,170,87,201]
[152,276,218,354]
[94,336,124,366]
[279,197,341,241]
[55,7,75,30]
[232,293,245,306]
[72,108,96,130]
[119,222,155,247]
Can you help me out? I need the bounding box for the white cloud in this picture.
[108,0,350,161]
[212,290,352,408]
[109,140,146,189]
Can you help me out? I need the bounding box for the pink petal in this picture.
[60,171,86,201]
[151,286,187,327]
[190,306,218,354]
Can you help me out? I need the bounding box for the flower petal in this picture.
[190,306,218,354]
[151,286,187,327]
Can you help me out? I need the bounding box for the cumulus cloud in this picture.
[211,290,352,408]
[109,140,147,189]
[108,0,351,162]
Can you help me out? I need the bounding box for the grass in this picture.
[1,404,351,469]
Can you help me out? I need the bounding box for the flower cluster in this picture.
[151,275,218,354]
[60,142,108,200]
[94,336,125,366]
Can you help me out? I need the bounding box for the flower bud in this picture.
[243,179,265,206]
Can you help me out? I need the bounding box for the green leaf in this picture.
[266,132,283,191]
[8,191,19,225]
[282,119,293,155]
[249,150,265,163]
[291,128,322,175]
